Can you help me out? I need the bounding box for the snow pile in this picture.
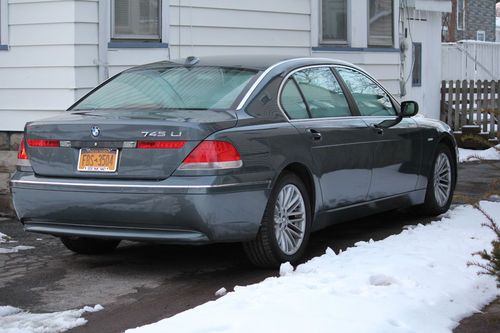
[459,145,500,163]
[0,245,35,254]
[0,304,103,333]
[0,231,34,254]
[214,288,227,297]
[127,202,499,333]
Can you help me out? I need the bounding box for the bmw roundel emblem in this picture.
[91,126,100,138]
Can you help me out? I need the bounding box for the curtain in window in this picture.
[114,0,160,39]
[368,0,393,47]
[322,0,347,42]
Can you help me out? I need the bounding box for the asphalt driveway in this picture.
[0,161,498,333]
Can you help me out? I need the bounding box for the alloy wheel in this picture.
[273,184,306,255]
[433,152,452,207]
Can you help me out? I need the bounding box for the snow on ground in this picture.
[459,145,500,163]
[0,304,103,333]
[0,231,10,243]
[127,202,500,333]
[0,231,34,254]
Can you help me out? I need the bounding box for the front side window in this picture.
[71,67,257,111]
[292,67,351,118]
[457,0,465,30]
[321,0,348,43]
[112,0,161,40]
[336,67,396,117]
[368,0,394,47]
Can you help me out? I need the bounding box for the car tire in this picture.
[243,172,311,268]
[61,237,121,255]
[420,144,456,216]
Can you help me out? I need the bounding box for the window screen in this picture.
[368,0,393,47]
[321,0,347,42]
[336,68,396,117]
[113,0,161,40]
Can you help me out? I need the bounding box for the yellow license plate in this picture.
[77,148,119,172]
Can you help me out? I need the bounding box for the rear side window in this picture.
[292,67,351,118]
[336,67,396,117]
[281,79,309,119]
[71,66,257,111]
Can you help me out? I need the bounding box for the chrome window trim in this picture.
[10,179,270,190]
[235,57,343,111]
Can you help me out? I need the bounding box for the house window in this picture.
[0,0,8,48]
[412,43,422,87]
[368,0,394,47]
[112,0,161,40]
[476,30,486,41]
[321,0,348,43]
[457,0,465,31]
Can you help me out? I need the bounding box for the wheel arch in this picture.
[279,162,318,220]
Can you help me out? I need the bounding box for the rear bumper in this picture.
[10,172,271,244]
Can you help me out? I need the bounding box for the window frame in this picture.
[319,0,349,45]
[412,42,422,87]
[457,0,465,31]
[333,65,400,118]
[476,30,486,41]
[0,0,9,49]
[367,0,395,48]
[111,0,162,41]
[278,65,357,121]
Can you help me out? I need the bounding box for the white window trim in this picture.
[111,0,163,41]
[0,0,9,47]
[319,0,350,45]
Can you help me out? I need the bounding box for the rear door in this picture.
[335,66,422,200]
[281,66,373,211]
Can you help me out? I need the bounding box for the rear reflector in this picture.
[137,140,186,149]
[27,139,60,147]
[179,140,242,170]
[18,138,28,160]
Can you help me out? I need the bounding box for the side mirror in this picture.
[401,101,419,117]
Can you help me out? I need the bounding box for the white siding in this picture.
[402,10,443,119]
[0,0,448,131]
[168,0,311,58]
[0,0,100,131]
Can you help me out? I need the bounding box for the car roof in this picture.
[131,55,358,72]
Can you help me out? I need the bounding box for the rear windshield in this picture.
[71,66,257,111]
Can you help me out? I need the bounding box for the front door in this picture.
[335,67,422,200]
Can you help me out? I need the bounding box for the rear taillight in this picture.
[137,140,186,149]
[18,138,28,160]
[179,140,242,170]
[27,139,60,147]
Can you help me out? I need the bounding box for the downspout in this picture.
[97,0,109,83]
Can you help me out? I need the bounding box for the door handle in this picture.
[306,128,322,141]
[371,124,384,135]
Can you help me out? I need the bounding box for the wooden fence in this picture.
[440,80,500,141]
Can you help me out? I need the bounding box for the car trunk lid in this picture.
[25,109,237,179]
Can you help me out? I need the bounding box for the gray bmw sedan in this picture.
[10,56,457,267]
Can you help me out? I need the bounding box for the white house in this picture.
[0,0,451,132]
